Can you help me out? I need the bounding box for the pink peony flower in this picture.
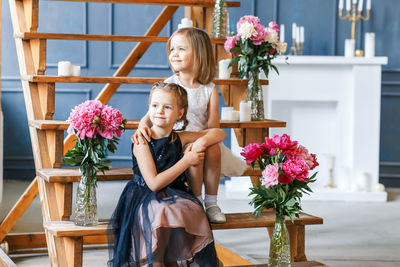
[264,134,298,155]
[260,143,276,156]
[241,142,264,164]
[224,36,238,56]
[237,15,261,31]
[295,145,319,170]
[67,100,104,139]
[250,23,266,45]
[268,21,280,32]
[98,105,124,139]
[261,163,280,188]
[282,156,309,182]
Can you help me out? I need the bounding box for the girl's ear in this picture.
[177,108,184,121]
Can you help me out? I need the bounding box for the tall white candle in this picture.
[218,59,231,79]
[339,0,344,10]
[300,26,304,43]
[292,23,297,39]
[296,27,301,43]
[346,0,351,10]
[358,0,363,11]
[280,24,285,42]
[240,101,251,122]
[365,32,375,57]
[366,0,371,10]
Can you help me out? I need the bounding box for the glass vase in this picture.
[73,166,98,226]
[211,0,229,38]
[246,70,265,121]
[268,212,291,267]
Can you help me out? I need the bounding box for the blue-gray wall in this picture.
[1,0,399,187]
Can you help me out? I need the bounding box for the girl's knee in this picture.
[206,143,221,158]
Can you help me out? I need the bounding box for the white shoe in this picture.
[205,204,226,223]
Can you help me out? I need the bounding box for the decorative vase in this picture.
[246,70,265,121]
[211,0,229,38]
[268,212,291,267]
[74,165,98,226]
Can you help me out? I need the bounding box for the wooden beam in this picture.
[0,178,39,243]
[215,242,253,266]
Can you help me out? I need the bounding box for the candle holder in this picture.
[289,39,304,56]
[339,3,370,41]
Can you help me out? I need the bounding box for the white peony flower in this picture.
[264,28,279,43]
[238,21,257,41]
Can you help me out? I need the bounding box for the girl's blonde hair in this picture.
[149,82,189,132]
[167,28,216,85]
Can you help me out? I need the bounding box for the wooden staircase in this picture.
[3,0,323,266]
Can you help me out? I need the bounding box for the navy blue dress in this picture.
[108,133,218,266]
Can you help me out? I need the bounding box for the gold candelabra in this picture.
[289,39,304,56]
[339,3,370,40]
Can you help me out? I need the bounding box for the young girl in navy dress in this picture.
[108,82,225,267]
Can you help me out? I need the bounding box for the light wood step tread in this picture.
[28,119,286,130]
[50,0,240,7]
[44,211,323,237]
[22,75,269,86]
[15,32,226,44]
[37,166,262,183]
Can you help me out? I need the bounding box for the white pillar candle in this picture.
[346,0,351,10]
[72,65,81,77]
[366,0,371,10]
[218,59,231,79]
[352,0,357,4]
[365,32,375,57]
[221,107,233,120]
[292,23,297,39]
[300,26,304,43]
[296,27,301,43]
[239,101,251,122]
[339,0,344,10]
[58,61,72,76]
[344,39,355,57]
[280,24,285,42]
[357,0,363,11]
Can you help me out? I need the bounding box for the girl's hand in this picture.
[131,126,152,145]
[191,139,206,153]
[183,144,205,166]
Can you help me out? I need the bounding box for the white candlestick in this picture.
[358,0,363,11]
[240,101,251,122]
[296,27,300,43]
[339,0,344,10]
[300,26,304,43]
[58,61,72,76]
[352,0,357,4]
[292,23,297,39]
[366,0,371,10]
[344,39,355,57]
[346,0,351,10]
[280,24,285,42]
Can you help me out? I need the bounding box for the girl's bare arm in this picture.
[207,86,220,129]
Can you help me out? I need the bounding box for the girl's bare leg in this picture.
[187,160,204,202]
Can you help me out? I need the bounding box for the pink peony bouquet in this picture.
[241,134,318,221]
[224,15,287,79]
[63,100,126,182]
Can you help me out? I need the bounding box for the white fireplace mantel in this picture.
[227,56,389,202]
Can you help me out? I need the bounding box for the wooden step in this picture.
[14,32,226,44]
[29,119,286,131]
[22,75,269,86]
[37,166,262,183]
[44,211,323,237]
[49,0,240,7]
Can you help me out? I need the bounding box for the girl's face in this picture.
[149,89,184,129]
[168,34,194,74]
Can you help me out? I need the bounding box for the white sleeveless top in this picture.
[165,75,214,131]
